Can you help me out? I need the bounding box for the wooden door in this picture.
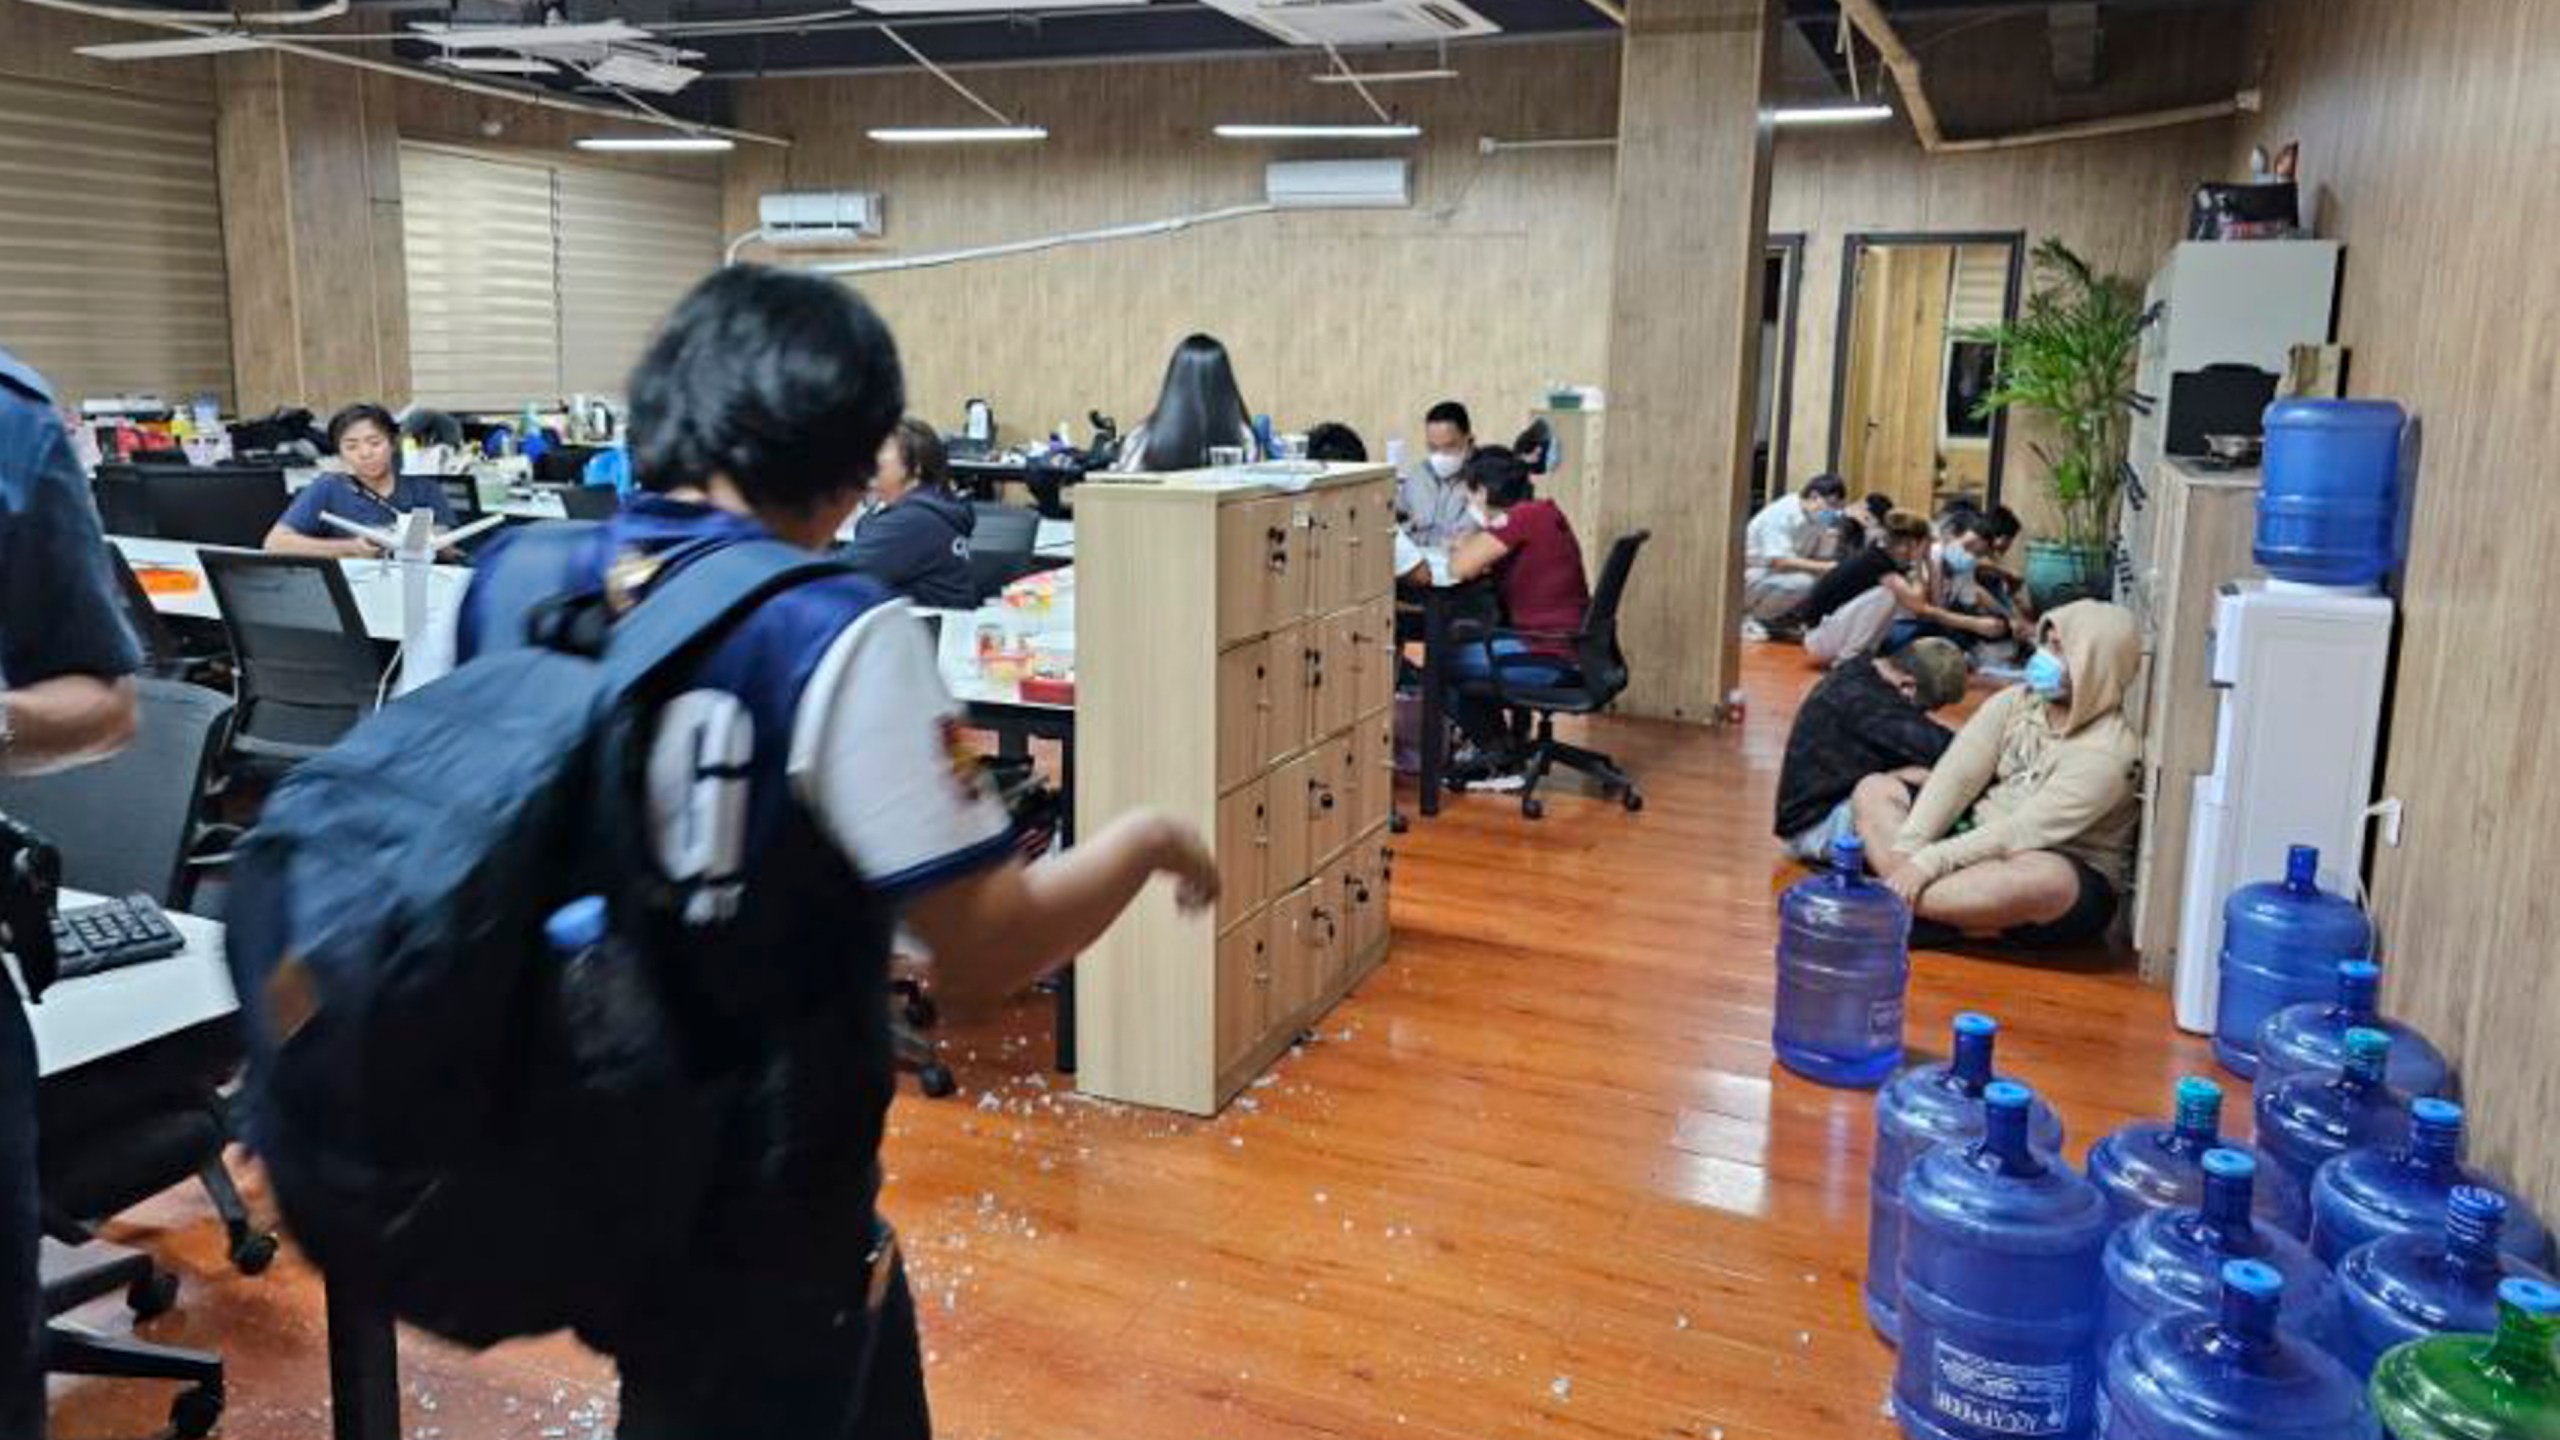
[1266,751,1314,896]
[1217,495,1306,644]
[1842,244,1955,516]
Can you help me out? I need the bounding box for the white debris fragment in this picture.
[1797,1330,1811,1346]
[1252,1074,1278,1089]
[1229,1135,1245,1149]
[1314,1191,1329,1205]
[1551,1375,1572,1401]
[1675,1313,1690,1330]
[977,1092,1003,1112]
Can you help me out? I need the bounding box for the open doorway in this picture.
[1751,233,1806,512]
[1827,231,2025,515]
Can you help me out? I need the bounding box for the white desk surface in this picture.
[25,891,236,1080]
[923,600,1074,714]
[111,534,474,646]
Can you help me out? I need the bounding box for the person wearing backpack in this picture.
[241,266,1217,1439]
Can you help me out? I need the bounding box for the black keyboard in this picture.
[51,893,185,980]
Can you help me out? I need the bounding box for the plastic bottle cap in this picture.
[2285,845,2321,889]
[1953,1013,1997,1039]
[2222,1258,2284,1301]
[1983,1080,2032,1111]
[2201,1148,2256,1180]
[2339,959,2381,982]
[2449,1186,2507,1223]
[2344,1027,2392,1062]
[1831,836,1867,870]
[2412,1097,2464,1127]
[2500,1278,2560,1316]
[2176,1075,2224,1105]
[545,895,609,952]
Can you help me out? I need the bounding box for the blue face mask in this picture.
[2024,650,2069,700]
[1942,546,1978,577]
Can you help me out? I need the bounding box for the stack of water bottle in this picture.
[1771,840,2560,1438]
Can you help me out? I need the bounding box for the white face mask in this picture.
[1427,450,1464,480]
[1467,502,1491,528]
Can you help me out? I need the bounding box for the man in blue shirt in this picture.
[0,343,143,1440]
[263,402,455,557]
[460,267,1215,1438]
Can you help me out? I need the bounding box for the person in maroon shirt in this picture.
[1443,446,1593,790]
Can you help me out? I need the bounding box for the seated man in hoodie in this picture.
[1853,601,2142,947]
[844,417,977,609]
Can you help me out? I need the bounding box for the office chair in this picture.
[43,1235,225,1438]
[199,549,382,769]
[969,502,1044,602]
[1459,530,1651,820]
[102,543,202,683]
[138,466,291,549]
[0,678,238,910]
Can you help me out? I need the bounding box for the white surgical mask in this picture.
[1467,502,1491,528]
[1427,451,1464,480]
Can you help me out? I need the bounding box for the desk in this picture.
[110,536,474,647]
[1397,577,1498,819]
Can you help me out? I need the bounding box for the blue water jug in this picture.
[1866,1013,2067,1343]
[2254,1027,2409,1201]
[2086,1076,2308,1235]
[2215,846,2372,1077]
[2100,1149,2337,1359]
[2251,960,2453,1109]
[2334,1186,2559,1379]
[2310,1098,2555,1268]
[2256,398,2403,588]
[1774,837,1912,1087]
[1894,1082,2112,1440]
[2096,1259,2379,1440]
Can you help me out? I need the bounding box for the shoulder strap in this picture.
[601,538,853,694]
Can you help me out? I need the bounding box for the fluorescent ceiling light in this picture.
[867,126,1049,143]
[432,54,558,75]
[412,20,650,50]
[1309,69,1459,85]
[1215,123,1422,140]
[575,133,735,153]
[77,34,271,60]
[1773,104,1894,126]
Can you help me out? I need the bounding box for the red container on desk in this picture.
[1019,675,1075,707]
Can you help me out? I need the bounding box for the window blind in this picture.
[400,143,717,412]
[0,75,233,407]
[400,144,562,413]
[1947,246,2012,333]
[556,164,719,397]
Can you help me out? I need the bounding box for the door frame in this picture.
[1825,229,2027,508]
[1758,231,1807,512]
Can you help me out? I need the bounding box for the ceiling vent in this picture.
[1202,0,1499,48]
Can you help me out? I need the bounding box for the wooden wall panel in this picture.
[1595,0,1774,720]
[724,42,1621,472]
[2241,0,2560,1216]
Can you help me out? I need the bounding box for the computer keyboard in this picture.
[51,893,186,980]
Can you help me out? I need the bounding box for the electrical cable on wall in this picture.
[776,202,1281,277]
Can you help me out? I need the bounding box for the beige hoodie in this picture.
[1892,600,2144,889]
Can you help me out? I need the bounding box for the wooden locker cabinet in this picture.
[1076,463,1399,1114]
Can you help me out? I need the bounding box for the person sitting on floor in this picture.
[1444,445,1590,791]
[1802,511,2019,667]
[1772,638,1971,862]
[843,416,977,609]
[1884,508,2022,655]
[1741,473,1847,630]
[1853,600,2142,948]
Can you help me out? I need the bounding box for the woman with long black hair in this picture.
[1113,332,1259,472]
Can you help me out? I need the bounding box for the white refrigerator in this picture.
[2172,580,2395,1033]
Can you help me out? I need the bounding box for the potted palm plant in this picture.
[1961,239,2159,610]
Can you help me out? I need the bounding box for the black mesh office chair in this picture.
[1460,530,1651,820]
[198,550,382,769]
[0,678,238,910]
[969,502,1043,602]
[102,543,196,682]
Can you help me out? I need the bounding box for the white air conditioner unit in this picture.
[1266,159,1411,210]
[757,191,887,243]
[1203,0,1497,47]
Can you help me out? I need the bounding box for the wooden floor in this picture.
[50,645,2222,1440]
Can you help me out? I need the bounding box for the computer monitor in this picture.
[90,465,154,537]
[138,466,291,549]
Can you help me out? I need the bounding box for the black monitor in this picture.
[137,466,291,549]
[90,465,154,537]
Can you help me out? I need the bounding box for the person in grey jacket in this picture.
[1397,399,1478,549]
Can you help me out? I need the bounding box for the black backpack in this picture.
[225,538,852,1346]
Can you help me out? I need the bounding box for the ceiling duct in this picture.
[2047,2,2103,93]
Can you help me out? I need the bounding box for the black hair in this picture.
[1942,508,1992,540]
[1803,473,1850,503]
[1460,445,1534,508]
[327,403,399,451]
[887,415,950,489]
[1424,400,1473,437]
[627,265,906,509]
[1512,418,1555,474]
[1863,493,1893,522]
[1133,333,1253,472]
[1303,421,1368,463]
[1984,504,2023,541]
[400,409,463,449]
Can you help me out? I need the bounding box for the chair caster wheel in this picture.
[171,1383,224,1438]
[232,1230,279,1276]
[1522,797,1545,821]
[127,1269,180,1320]
[903,992,939,1028]
[1622,790,1644,813]
[919,1063,958,1098]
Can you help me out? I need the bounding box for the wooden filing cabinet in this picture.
[1075,463,1399,1114]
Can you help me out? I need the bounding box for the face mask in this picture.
[1467,502,1491,528]
[1942,546,1978,576]
[1814,509,1844,528]
[1427,451,1464,480]
[2024,650,2069,700]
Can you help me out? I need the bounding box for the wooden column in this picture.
[217,49,410,414]
[1594,0,1777,721]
